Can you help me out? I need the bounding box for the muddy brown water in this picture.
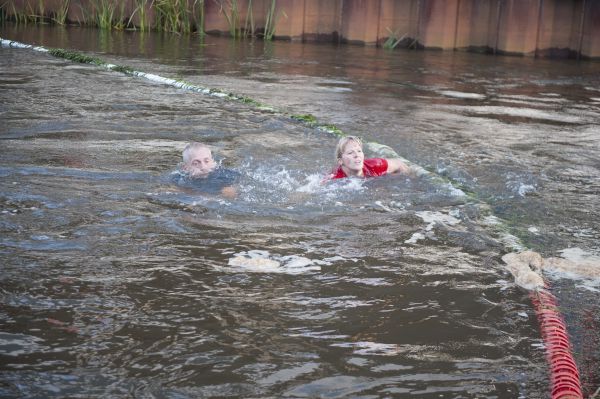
[1,24,599,398]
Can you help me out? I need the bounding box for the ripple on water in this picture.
[0,332,46,356]
[439,90,486,100]
[443,104,590,124]
[3,30,598,398]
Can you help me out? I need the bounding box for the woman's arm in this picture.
[386,158,411,175]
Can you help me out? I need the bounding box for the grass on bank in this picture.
[263,0,286,40]
[52,0,70,25]
[217,0,240,38]
[1,0,285,40]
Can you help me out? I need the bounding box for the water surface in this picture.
[1,24,599,398]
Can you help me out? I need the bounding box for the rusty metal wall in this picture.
[3,0,599,58]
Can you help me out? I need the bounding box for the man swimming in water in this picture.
[174,142,238,198]
[328,136,411,180]
[182,142,217,178]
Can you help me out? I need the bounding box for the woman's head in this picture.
[335,136,363,161]
[335,136,365,176]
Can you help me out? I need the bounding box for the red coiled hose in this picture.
[530,288,583,399]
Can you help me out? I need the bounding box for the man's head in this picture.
[182,142,216,178]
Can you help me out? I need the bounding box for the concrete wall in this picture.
[4,0,599,59]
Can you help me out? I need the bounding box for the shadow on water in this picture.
[1,23,599,397]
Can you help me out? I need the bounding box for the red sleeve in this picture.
[329,166,347,180]
[363,158,388,177]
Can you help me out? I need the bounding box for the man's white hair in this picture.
[182,142,212,163]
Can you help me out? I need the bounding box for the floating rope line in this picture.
[0,37,585,398]
[531,287,584,399]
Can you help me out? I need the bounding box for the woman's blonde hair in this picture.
[335,136,363,160]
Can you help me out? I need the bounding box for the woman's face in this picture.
[339,140,364,175]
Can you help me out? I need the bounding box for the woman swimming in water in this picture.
[328,136,411,180]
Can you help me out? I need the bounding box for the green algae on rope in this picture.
[47,48,105,66]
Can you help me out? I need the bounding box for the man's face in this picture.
[186,147,216,178]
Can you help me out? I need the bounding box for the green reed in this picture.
[128,0,151,31]
[3,0,33,24]
[155,0,196,33]
[23,0,41,23]
[115,1,127,30]
[36,0,45,22]
[51,0,70,25]
[87,0,116,30]
[1,0,284,40]
[263,0,285,41]
[194,0,205,36]
[243,0,254,37]
[1,2,6,23]
[217,0,240,38]
[75,2,91,25]
[383,27,406,49]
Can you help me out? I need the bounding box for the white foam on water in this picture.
[517,183,536,197]
[415,211,461,231]
[225,250,324,274]
[497,94,569,104]
[480,215,525,252]
[501,251,545,290]
[320,86,353,93]
[344,277,392,286]
[502,249,600,291]
[544,248,600,290]
[322,255,358,263]
[404,232,426,244]
[440,90,486,100]
[374,201,395,212]
[320,79,353,85]
[559,247,600,264]
[331,176,367,191]
[404,211,462,245]
[442,182,466,197]
[331,341,402,356]
[482,215,501,226]
[296,173,328,193]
